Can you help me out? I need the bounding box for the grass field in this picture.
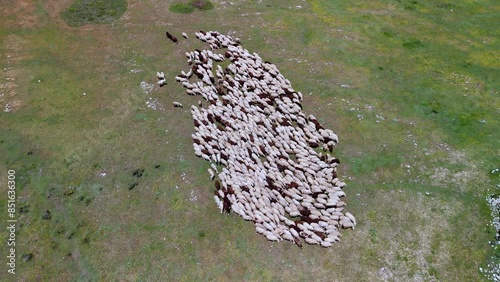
[0,0,498,280]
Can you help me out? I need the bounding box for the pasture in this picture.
[0,0,498,280]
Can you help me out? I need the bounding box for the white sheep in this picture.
[345,212,356,226]
[208,168,215,180]
[158,79,167,87]
[173,31,355,247]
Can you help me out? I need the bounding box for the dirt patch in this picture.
[42,0,74,18]
[428,148,482,190]
[0,34,31,113]
[411,142,485,192]
[0,0,41,29]
[71,249,93,280]
[374,190,457,281]
[430,167,477,188]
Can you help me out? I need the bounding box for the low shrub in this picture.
[61,0,127,27]
[169,2,196,14]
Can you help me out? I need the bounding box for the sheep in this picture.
[214,195,223,212]
[305,237,319,245]
[255,226,266,234]
[208,168,215,180]
[210,163,219,172]
[166,31,178,44]
[173,102,183,108]
[345,212,356,226]
[311,233,323,243]
[265,231,280,242]
[340,217,354,229]
[172,31,354,248]
[320,241,333,247]
[182,32,188,39]
[158,79,167,87]
[157,72,167,87]
[281,230,294,241]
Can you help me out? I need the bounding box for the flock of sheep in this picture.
[166,30,355,247]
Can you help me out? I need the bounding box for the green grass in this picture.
[0,0,498,280]
[169,3,195,14]
[60,0,127,27]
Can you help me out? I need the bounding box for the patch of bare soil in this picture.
[1,0,125,112]
[428,148,482,190]
[41,0,73,18]
[413,142,484,192]
[0,0,71,113]
[0,0,40,29]
[377,190,457,281]
[0,34,30,113]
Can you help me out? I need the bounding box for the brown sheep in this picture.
[166,32,178,44]
[293,237,303,248]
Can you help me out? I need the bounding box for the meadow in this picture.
[0,0,498,280]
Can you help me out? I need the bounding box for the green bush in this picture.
[169,0,214,14]
[402,39,424,49]
[60,0,127,27]
[169,3,195,14]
